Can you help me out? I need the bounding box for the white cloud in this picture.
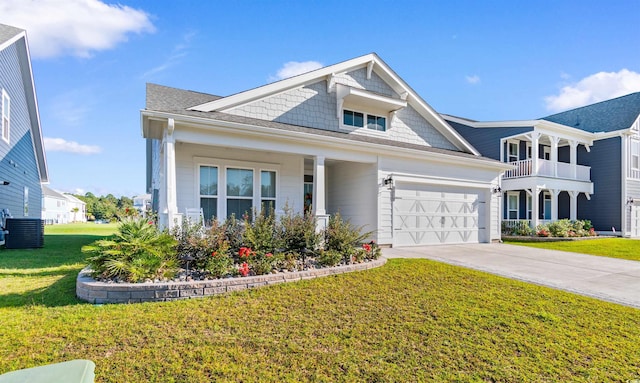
[545,69,640,112]
[466,75,480,85]
[0,0,155,58]
[44,137,102,154]
[270,61,323,81]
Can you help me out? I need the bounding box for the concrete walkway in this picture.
[383,243,640,309]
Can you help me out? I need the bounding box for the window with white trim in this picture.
[526,194,532,220]
[2,89,9,143]
[343,109,386,132]
[631,139,640,176]
[199,166,218,222]
[507,192,519,220]
[261,170,276,214]
[198,160,278,221]
[226,168,253,219]
[23,186,28,216]
[507,141,518,162]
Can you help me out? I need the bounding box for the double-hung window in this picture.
[199,166,218,222]
[507,192,519,220]
[226,168,254,219]
[2,89,9,143]
[631,139,640,176]
[343,109,386,132]
[261,170,276,214]
[507,142,518,162]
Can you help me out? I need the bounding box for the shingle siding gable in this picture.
[0,42,42,217]
[226,68,457,150]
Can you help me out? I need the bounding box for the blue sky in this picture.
[1,0,639,197]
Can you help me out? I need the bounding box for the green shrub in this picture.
[316,249,342,267]
[324,212,372,263]
[243,208,280,255]
[535,219,596,238]
[172,220,232,277]
[279,205,321,255]
[82,218,178,282]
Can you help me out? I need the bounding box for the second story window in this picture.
[2,89,9,143]
[343,109,387,132]
[507,142,518,162]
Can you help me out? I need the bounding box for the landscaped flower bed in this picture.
[502,219,597,239]
[78,209,385,303]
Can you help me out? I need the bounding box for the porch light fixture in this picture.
[627,197,634,205]
[492,186,502,194]
[383,175,393,188]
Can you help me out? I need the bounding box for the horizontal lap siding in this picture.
[0,42,42,218]
[578,137,621,231]
[327,162,378,239]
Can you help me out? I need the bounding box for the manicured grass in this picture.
[505,237,640,262]
[1,225,639,382]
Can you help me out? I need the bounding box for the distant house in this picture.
[133,193,151,214]
[142,53,511,246]
[0,24,48,229]
[42,185,68,224]
[64,193,87,222]
[446,92,640,236]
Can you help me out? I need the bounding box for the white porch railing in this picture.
[503,159,590,182]
[502,219,552,230]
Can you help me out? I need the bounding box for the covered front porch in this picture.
[153,118,379,235]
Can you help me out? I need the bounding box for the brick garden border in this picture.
[77,258,387,304]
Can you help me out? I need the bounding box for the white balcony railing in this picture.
[503,159,590,182]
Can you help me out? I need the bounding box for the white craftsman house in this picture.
[142,54,511,246]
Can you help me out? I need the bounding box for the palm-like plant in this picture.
[82,218,178,282]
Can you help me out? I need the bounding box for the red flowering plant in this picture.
[361,240,382,261]
[238,262,250,277]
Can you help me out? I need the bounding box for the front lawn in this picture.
[1,225,639,381]
[505,237,640,262]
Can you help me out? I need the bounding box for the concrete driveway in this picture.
[383,243,640,309]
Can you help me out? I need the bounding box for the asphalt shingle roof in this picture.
[0,23,23,47]
[145,83,499,163]
[542,92,640,133]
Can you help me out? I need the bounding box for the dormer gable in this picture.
[189,53,478,155]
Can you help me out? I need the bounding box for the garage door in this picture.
[393,184,485,246]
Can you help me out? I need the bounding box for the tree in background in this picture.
[76,193,136,222]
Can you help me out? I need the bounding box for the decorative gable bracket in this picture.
[335,83,407,119]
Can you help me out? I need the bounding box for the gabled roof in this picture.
[187,53,479,155]
[146,83,222,112]
[0,23,48,183]
[63,193,86,205]
[42,185,66,199]
[542,92,640,133]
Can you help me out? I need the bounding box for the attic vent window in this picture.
[1,89,9,143]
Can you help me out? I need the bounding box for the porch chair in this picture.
[185,208,205,226]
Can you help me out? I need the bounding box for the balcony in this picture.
[503,159,590,182]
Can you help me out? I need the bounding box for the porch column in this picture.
[569,140,578,179]
[569,191,578,221]
[313,156,329,231]
[550,136,559,177]
[550,189,560,221]
[531,132,540,176]
[530,186,540,229]
[162,119,179,229]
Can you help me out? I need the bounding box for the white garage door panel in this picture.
[394,186,485,246]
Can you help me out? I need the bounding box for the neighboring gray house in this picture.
[446,92,640,236]
[143,54,511,246]
[0,24,48,231]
